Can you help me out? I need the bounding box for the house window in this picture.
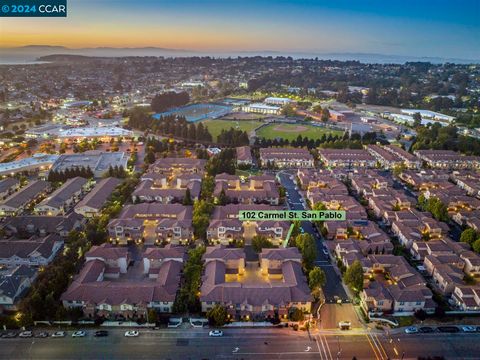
[399,302,405,306]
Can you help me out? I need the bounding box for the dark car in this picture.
[419,326,434,333]
[94,330,109,337]
[437,326,460,333]
[34,332,49,338]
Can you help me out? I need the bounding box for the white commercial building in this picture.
[400,109,455,123]
[242,103,281,115]
[264,97,294,106]
[0,154,59,176]
[57,127,133,139]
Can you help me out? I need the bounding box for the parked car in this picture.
[35,332,49,338]
[94,330,109,337]
[72,331,86,337]
[437,326,459,333]
[209,330,224,337]
[405,326,418,334]
[461,326,476,333]
[19,331,33,338]
[2,332,17,338]
[418,326,434,333]
[51,331,67,338]
[124,330,139,337]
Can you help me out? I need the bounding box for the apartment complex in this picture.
[213,173,279,205]
[74,177,122,218]
[200,246,312,320]
[318,149,376,168]
[207,204,289,245]
[0,180,51,216]
[259,148,314,168]
[34,177,89,216]
[108,203,194,245]
[61,244,185,318]
[132,172,201,204]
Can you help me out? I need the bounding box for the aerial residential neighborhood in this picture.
[0,1,480,359]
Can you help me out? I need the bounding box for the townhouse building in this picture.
[259,148,314,168]
[132,173,201,204]
[34,177,89,216]
[0,180,51,216]
[207,204,290,246]
[213,173,279,205]
[200,246,312,320]
[61,244,184,318]
[108,203,194,245]
[74,177,122,217]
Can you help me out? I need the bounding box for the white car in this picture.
[124,330,139,337]
[404,326,418,334]
[72,330,86,337]
[209,330,223,337]
[51,331,66,338]
[461,326,476,333]
[19,331,33,338]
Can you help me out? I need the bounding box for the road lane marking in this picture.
[323,334,333,360]
[365,334,381,360]
[373,333,388,359]
[317,335,328,360]
[315,335,324,360]
[317,334,333,360]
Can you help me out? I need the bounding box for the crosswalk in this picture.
[315,333,390,360]
[316,334,333,360]
[365,332,389,360]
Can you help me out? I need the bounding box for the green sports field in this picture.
[256,123,343,141]
[202,119,263,141]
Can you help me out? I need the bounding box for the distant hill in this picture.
[1,45,479,65]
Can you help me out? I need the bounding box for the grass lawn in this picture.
[256,123,343,141]
[201,119,263,141]
[235,169,262,176]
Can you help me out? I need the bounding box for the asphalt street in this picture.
[1,327,480,360]
[277,172,348,302]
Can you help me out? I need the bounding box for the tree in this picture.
[413,112,422,127]
[144,150,155,165]
[414,309,427,321]
[252,235,274,253]
[217,189,229,205]
[206,305,228,326]
[321,108,330,122]
[173,246,205,314]
[294,233,317,271]
[472,238,480,254]
[343,260,364,294]
[289,307,304,322]
[460,228,477,246]
[183,188,193,205]
[192,200,214,240]
[309,267,326,289]
[148,309,158,324]
[309,267,326,300]
[281,104,296,117]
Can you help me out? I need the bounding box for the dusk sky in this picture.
[1,0,479,59]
